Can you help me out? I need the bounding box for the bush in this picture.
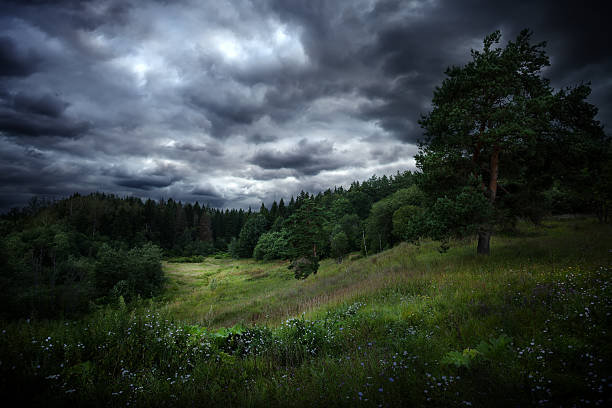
[253,230,291,261]
[288,257,319,279]
[94,242,164,301]
[166,255,206,263]
[215,326,273,356]
[233,214,268,258]
[214,252,231,259]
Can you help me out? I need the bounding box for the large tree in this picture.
[285,198,328,278]
[232,213,268,258]
[417,29,607,254]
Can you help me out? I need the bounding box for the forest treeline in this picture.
[2,29,611,320]
[0,168,603,319]
[0,171,414,318]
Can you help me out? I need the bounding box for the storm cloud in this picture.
[0,36,41,77]
[1,0,610,211]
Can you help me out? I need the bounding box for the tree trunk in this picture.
[362,228,368,257]
[477,230,491,255]
[477,146,500,256]
[488,146,500,202]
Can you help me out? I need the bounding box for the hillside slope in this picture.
[2,217,611,407]
[160,218,612,328]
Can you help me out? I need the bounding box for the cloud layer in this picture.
[1,0,610,211]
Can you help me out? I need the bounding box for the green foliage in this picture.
[211,325,273,357]
[441,348,480,369]
[391,205,423,242]
[365,186,425,252]
[253,230,292,261]
[330,197,354,222]
[232,214,268,258]
[277,317,332,358]
[346,190,372,219]
[0,223,96,319]
[165,255,206,263]
[94,242,164,301]
[426,185,494,242]
[285,198,328,278]
[417,29,607,253]
[475,334,513,360]
[288,257,320,279]
[441,335,513,369]
[330,231,349,262]
[1,220,611,406]
[337,213,362,251]
[227,237,239,258]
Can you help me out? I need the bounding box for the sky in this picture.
[1,0,610,212]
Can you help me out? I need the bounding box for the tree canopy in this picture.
[415,29,608,254]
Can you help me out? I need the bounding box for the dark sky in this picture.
[1,0,610,211]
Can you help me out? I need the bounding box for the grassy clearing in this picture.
[1,218,611,407]
[160,218,611,329]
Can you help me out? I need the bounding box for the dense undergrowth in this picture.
[1,218,611,407]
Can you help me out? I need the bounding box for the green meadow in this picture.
[2,217,611,406]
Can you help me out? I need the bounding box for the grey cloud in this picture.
[267,0,371,70]
[3,0,134,34]
[0,91,88,138]
[115,177,175,190]
[0,111,89,138]
[369,144,413,163]
[0,140,96,206]
[250,133,278,144]
[189,185,227,208]
[0,0,610,212]
[0,36,41,77]
[106,162,186,191]
[191,187,219,197]
[12,92,69,118]
[250,139,345,176]
[356,0,612,140]
[167,141,224,157]
[184,90,266,138]
[242,168,296,181]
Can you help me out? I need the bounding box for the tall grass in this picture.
[1,218,611,406]
[160,218,611,328]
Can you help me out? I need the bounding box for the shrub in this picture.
[94,242,164,301]
[217,326,273,356]
[166,255,206,263]
[253,230,291,261]
[288,257,319,279]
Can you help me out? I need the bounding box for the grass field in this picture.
[2,217,611,406]
[159,217,612,329]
